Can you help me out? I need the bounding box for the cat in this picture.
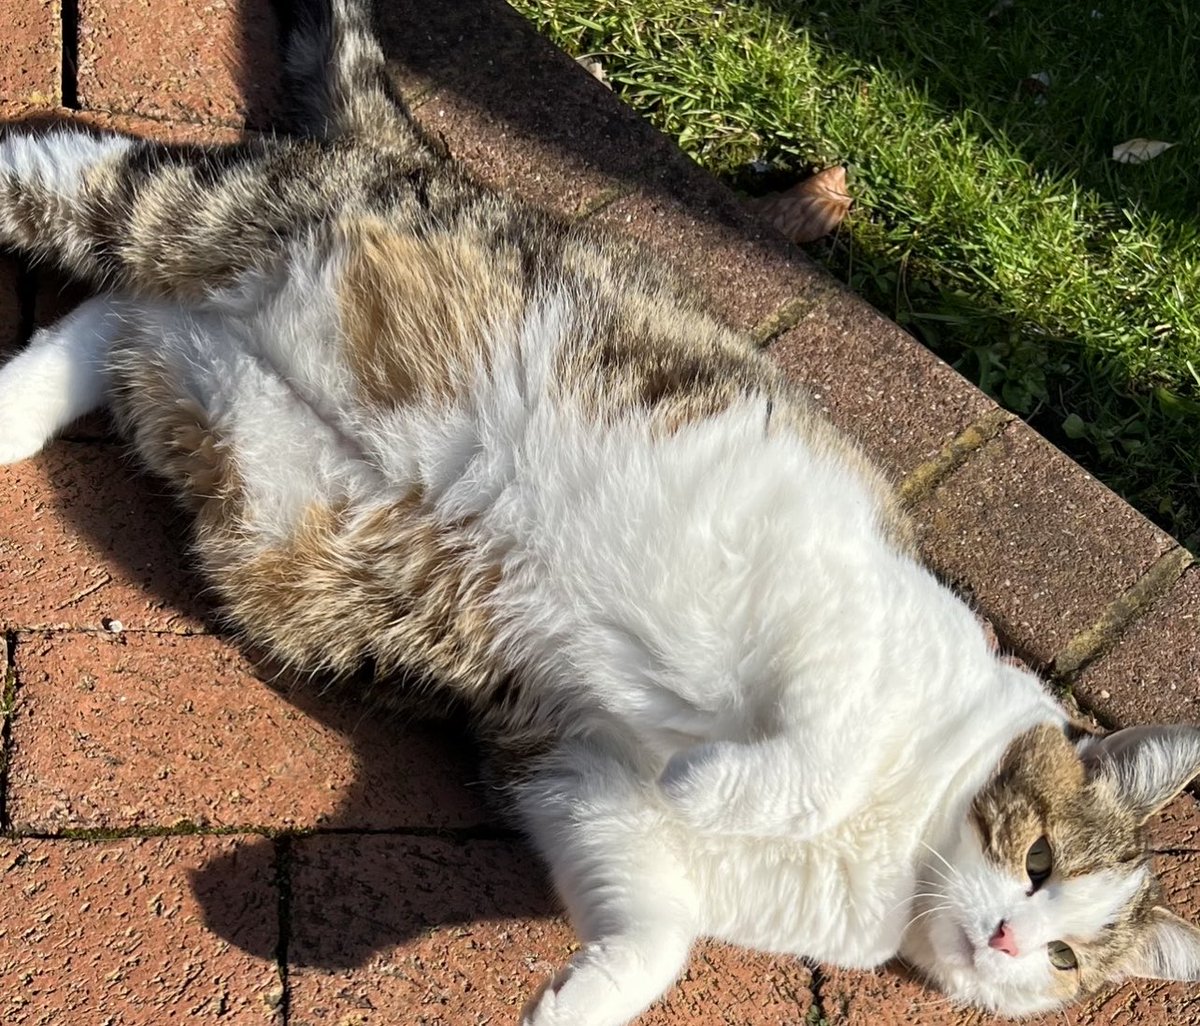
[1,2,1199,1024]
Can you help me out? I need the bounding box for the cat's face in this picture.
[909,721,1200,1016]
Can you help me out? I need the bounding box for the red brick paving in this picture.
[1074,566,1200,726]
[7,631,491,833]
[77,0,282,126]
[910,419,1179,664]
[0,442,211,633]
[0,836,281,1024]
[2,2,1200,1025]
[413,92,632,220]
[2,0,60,107]
[589,186,824,336]
[287,835,814,1026]
[767,276,1001,480]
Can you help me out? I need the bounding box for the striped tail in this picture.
[278,0,429,153]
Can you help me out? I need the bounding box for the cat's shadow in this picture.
[184,685,559,969]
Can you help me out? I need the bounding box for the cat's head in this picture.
[907,720,1200,1017]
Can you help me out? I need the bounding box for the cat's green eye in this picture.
[1025,835,1053,887]
[1047,940,1077,971]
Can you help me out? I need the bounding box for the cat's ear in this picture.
[1121,907,1200,982]
[1076,724,1200,822]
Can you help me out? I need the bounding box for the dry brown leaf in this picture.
[751,166,852,243]
[1111,138,1176,164]
[575,56,611,89]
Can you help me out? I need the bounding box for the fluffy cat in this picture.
[1,2,1199,1024]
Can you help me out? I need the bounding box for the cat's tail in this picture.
[0,127,311,295]
[277,0,430,153]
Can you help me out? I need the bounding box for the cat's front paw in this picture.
[521,977,569,1026]
[520,960,616,1026]
[657,741,740,832]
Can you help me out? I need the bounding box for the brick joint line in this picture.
[805,960,830,1025]
[898,407,1015,506]
[5,625,222,639]
[572,184,634,222]
[399,84,436,114]
[0,632,16,833]
[749,294,812,348]
[61,0,80,110]
[273,835,293,1025]
[1052,546,1194,682]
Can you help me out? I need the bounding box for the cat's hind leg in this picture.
[0,294,124,464]
[516,745,699,1026]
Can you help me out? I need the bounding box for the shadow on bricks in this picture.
[185,691,559,970]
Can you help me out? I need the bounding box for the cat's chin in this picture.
[902,914,1067,1020]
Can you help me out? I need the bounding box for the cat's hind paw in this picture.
[0,409,55,465]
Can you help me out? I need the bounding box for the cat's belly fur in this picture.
[108,273,901,736]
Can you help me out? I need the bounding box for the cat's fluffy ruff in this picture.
[2,2,1200,1024]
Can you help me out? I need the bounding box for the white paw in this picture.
[0,413,52,464]
[521,953,650,1026]
[520,964,579,1026]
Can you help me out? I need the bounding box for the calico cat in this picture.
[1,2,1199,1024]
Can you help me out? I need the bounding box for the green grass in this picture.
[510,0,1200,549]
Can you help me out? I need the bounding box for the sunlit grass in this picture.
[511,0,1200,548]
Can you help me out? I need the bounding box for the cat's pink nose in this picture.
[988,920,1019,957]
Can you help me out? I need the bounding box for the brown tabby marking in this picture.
[972,724,1157,997]
[338,219,523,407]
[217,493,505,695]
[107,340,243,535]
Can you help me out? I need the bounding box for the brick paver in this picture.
[7,631,491,833]
[2,1,1200,1024]
[911,420,1179,664]
[0,443,210,632]
[1073,566,1200,726]
[413,91,634,220]
[590,187,826,336]
[77,0,281,126]
[0,836,281,1024]
[378,0,680,214]
[767,277,1001,480]
[3,0,60,106]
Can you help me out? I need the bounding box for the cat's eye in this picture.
[1047,940,1077,971]
[1025,835,1053,888]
